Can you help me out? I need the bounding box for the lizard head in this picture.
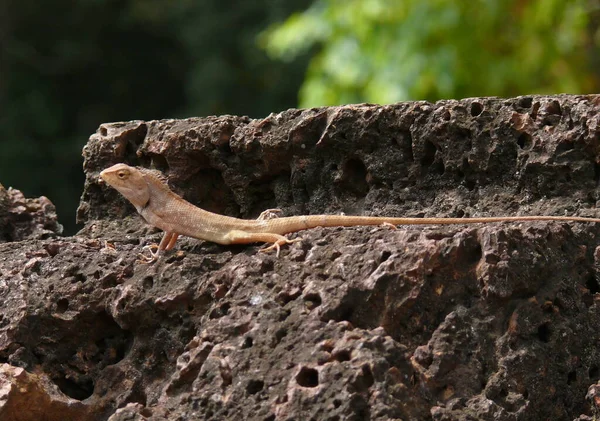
[100,163,150,211]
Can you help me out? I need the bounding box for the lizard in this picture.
[99,163,600,262]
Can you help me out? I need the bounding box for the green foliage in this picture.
[261,0,600,106]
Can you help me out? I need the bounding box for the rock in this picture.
[3,95,600,420]
[0,184,63,242]
[0,363,91,421]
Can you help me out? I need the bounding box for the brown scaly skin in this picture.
[99,163,600,262]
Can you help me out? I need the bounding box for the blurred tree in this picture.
[261,0,600,106]
[0,0,311,234]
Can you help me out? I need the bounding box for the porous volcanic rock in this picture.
[0,184,62,242]
[2,95,600,420]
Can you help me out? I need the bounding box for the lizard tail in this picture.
[262,214,600,235]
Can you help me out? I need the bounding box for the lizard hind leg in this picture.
[259,237,302,257]
[225,230,301,257]
[257,208,282,221]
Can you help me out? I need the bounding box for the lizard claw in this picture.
[137,244,161,264]
[257,208,283,221]
[143,243,159,252]
[259,242,281,257]
[380,221,398,230]
[259,238,302,257]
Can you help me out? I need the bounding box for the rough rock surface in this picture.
[0,184,63,242]
[2,95,600,420]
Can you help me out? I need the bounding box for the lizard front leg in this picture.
[224,230,301,257]
[139,231,179,263]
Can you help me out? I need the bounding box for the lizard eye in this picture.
[117,171,126,179]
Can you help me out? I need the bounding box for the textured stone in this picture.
[0,184,62,242]
[2,95,600,420]
[0,363,90,421]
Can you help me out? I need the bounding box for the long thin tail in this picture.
[262,214,600,235]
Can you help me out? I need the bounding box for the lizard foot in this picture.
[137,244,161,264]
[257,208,282,221]
[380,221,398,230]
[259,237,302,257]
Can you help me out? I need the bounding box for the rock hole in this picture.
[466,243,483,265]
[100,273,118,288]
[340,158,369,196]
[143,276,154,290]
[380,250,392,263]
[184,168,238,216]
[555,141,575,154]
[127,389,148,409]
[264,415,275,421]
[151,154,169,172]
[464,179,476,191]
[545,100,562,116]
[537,322,551,343]
[333,349,351,362]
[246,379,264,395]
[100,126,108,136]
[595,163,600,185]
[589,365,599,380]
[55,375,94,401]
[303,293,322,310]
[354,365,375,392]
[586,275,599,294]
[275,328,287,343]
[241,336,253,349]
[131,124,148,146]
[56,298,69,313]
[531,102,540,120]
[296,367,319,388]
[333,399,342,408]
[218,141,232,155]
[338,305,354,323]
[209,302,230,319]
[517,133,532,150]
[140,407,153,417]
[518,97,533,109]
[470,102,483,117]
[433,158,445,175]
[567,370,577,384]
[73,273,86,283]
[420,140,437,168]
